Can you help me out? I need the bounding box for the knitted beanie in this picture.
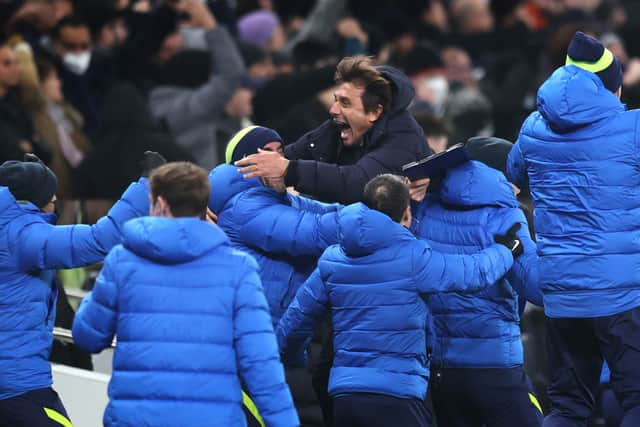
[566,31,623,93]
[225,126,284,164]
[0,158,57,208]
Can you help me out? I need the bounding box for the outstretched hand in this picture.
[141,151,167,178]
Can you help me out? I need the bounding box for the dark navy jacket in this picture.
[284,66,429,204]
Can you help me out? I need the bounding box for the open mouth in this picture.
[334,120,352,140]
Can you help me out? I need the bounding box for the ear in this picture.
[400,204,412,228]
[367,104,384,123]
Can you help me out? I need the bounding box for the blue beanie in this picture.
[225,126,284,164]
[0,158,57,208]
[566,31,622,93]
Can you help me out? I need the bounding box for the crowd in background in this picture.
[1,0,640,426]
[2,0,640,217]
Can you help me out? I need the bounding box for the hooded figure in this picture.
[508,31,640,426]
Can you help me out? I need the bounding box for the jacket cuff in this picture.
[285,159,298,187]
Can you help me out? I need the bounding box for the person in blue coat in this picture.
[413,137,543,426]
[210,125,340,328]
[210,125,340,426]
[277,174,522,427]
[72,162,299,427]
[0,154,150,427]
[234,56,430,204]
[507,31,640,426]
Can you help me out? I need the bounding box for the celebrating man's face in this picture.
[329,82,382,147]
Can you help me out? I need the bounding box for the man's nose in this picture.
[329,102,340,116]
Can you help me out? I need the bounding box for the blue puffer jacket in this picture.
[0,179,148,400]
[413,161,541,368]
[277,203,514,400]
[508,65,640,318]
[209,164,339,326]
[72,217,299,427]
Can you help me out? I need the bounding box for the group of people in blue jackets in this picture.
[1,30,640,427]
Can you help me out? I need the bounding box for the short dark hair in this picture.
[149,162,210,218]
[52,15,90,41]
[335,56,392,114]
[363,174,409,223]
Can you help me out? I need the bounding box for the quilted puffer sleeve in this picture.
[16,178,149,272]
[235,189,339,257]
[276,268,328,357]
[414,240,514,294]
[72,247,120,353]
[507,140,528,190]
[234,256,300,427]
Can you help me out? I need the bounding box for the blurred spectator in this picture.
[414,112,449,154]
[451,0,495,34]
[15,43,91,222]
[49,15,113,134]
[76,82,193,201]
[404,44,449,117]
[238,41,276,87]
[237,10,286,52]
[0,41,51,164]
[445,86,493,144]
[149,1,245,169]
[442,46,477,89]
[415,0,450,47]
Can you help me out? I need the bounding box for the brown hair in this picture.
[334,56,392,114]
[149,162,210,218]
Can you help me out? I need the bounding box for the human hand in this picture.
[408,178,430,203]
[140,151,167,177]
[494,223,524,258]
[624,58,640,87]
[235,149,289,179]
[183,0,216,30]
[205,208,218,224]
[336,17,368,46]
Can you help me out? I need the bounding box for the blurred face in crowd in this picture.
[442,47,475,87]
[452,0,494,33]
[422,0,449,32]
[330,82,383,147]
[225,88,254,119]
[156,32,184,65]
[0,46,19,94]
[42,68,64,103]
[98,18,128,50]
[54,24,92,74]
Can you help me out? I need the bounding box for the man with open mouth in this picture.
[235,55,429,205]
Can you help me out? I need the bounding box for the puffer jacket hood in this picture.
[123,217,227,264]
[208,163,261,214]
[440,161,517,209]
[339,203,414,257]
[376,65,415,115]
[537,65,624,133]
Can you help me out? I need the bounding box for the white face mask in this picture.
[423,76,449,117]
[63,51,91,75]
